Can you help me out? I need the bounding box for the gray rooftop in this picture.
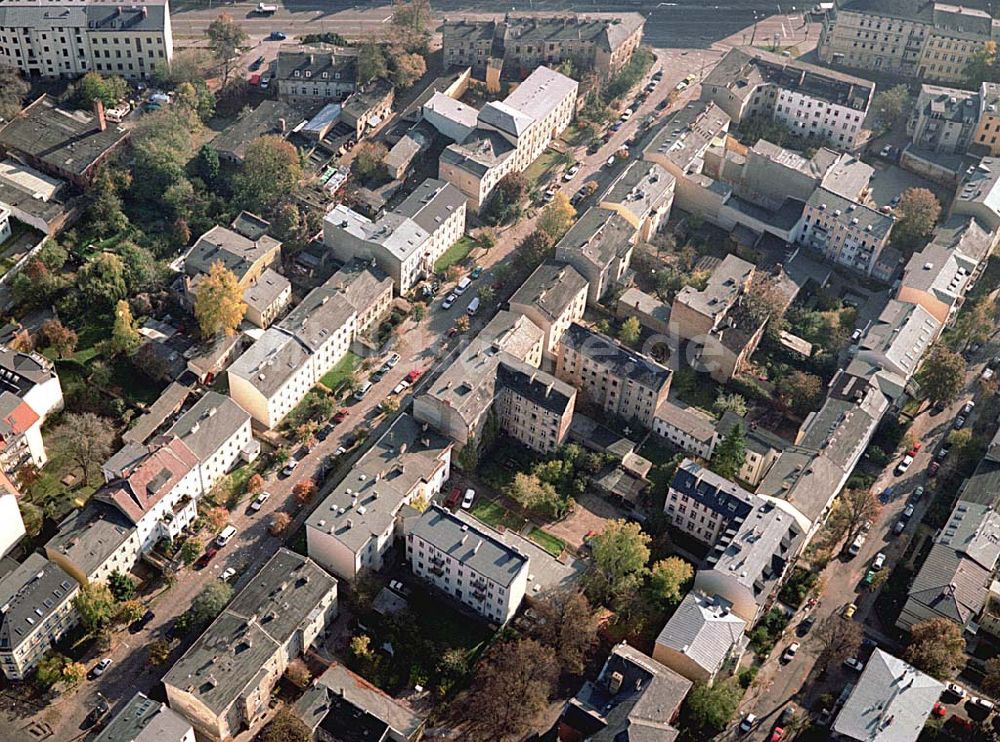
[856,300,940,380]
[278,278,357,354]
[243,268,290,315]
[122,382,191,446]
[307,414,452,553]
[674,254,753,323]
[163,549,336,715]
[643,100,731,171]
[0,95,128,178]
[562,323,671,392]
[441,129,516,176]
[295,663,423,739]
[228,328,309,400]
[93,692,193,742]
[274,46,357,83]
[0,555,77,653]
[211,101,302,162]
[564,642,691,742]
[510,261,588,322]
[807,187,894,240]
[717,411,789,457]
[601,161,674,223]
[394,178,466,235]
[654,400,717,444]
[324,259,393,314]
[45,505,134,578]
[500,66,578,125]
[184,224,281,283]
[412,505,528,587]
[833,650,943,742]
[955,156,1000,216]
[655,592,746,676]
[496,357,575,418]
[555,207,637,272]
[324,204,431,263]
[165,392,250,464]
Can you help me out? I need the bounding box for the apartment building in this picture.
[438,66,577,211]
[0,491,24,559]
[695,497,805,623]
[0,158,74,236]
[508,261,588,357]
[833,650,943,742]
[717,412,788,488]
[553,207,636,306]
[93,692,195,742]
[164,549,338,741]
[556,323,671,429]
[407,505,529,624]
[952,156,1000,231]
[909,83,983,154]
[0,0,172,80]
[653,592,747,686]
[702,47,874,149]
[664,459,756,546]
[494,357,575,454]
[653,401,719,460]
[306,414,452,581]
[241,269,291,329]
[598,160,675,242]
[897,215,995,325]
[324,259,394,336]
[323,178,467,293]
[799,187,895,277]
[642,101,732,216]
[165,393,252,494]
[818,0,998,84]
[973,82,1000,155]
[0,554,79,680]
[442,13,644,79]
[0,346,61,475]
[413,311,545,449]
[0,95,129,187]
[94,436,201,552]
[228,273,358,429]
[275,47,358,107]
[854,300,941,382]
[45,504,140,587]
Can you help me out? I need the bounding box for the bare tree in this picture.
[828,489,881,553]
[48,412,116,485]
[529,591,601,675]
[813,614,863,669]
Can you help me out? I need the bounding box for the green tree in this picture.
[777,370,823,416]
[233,135,302,212]
[350,141,389,185]
[585,519,651,609]
[357,38,388,83]
[78,252,127,308]
[617,316,641,347]
[711,424,747,480]
[74,72,128,107]
[116,241,161,293]
[107,570,136,602]
[188,582,234,625]
[648,556,694,608]
[389,49,427,89]
[179,538,202,565]
[508,472,560,516]
[905,618,966,680]
[681,680,743,735]
[194,261,246,338]
[110,299,141,355]
[537,192,576,240]
[48,412,115,485]
[41,319,77,358]
[18,500,43,537]
[872,84,912,128]
[149,639,172,665]
[892,187,942,253]
[713,391,747,417]
[947,428,973,451]
[37,239,68,271]
[116,599,145,625]
[206,13,248,84]
[196,143,221,184]
[73,583,117,636]
[917,346,965,405]
[350,634,375,662]
[89,167,130,236]
[61,661,86,687]
[964,40,1000,86]
[0,64,28,121]
[259,708,311,742]
[482,172,527,226]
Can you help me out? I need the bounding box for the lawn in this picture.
[433,236,477,273]
[471,499,525,532]
[319,352,361,391]
[523,147,563,185]
[529,527,565,557]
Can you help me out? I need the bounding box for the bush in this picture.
[778,566,818,609]
[738,666,759,689]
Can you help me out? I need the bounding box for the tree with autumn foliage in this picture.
[194,261,246,338]
[293,478,316,504]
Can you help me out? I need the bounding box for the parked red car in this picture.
[928,460,941,477]
[445,488,462,509]
[194,547,218,570]
[405,369,422,383]
[333,408,348,423]
[907,442,922,457]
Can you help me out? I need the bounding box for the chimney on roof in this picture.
[278,117,287,134]
[94,98,106,132]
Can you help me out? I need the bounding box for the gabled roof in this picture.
[833,650,943,742]
[478,100,533,137]
[654,592,746,676]
[165,392,250,464]
[96,437,199,525]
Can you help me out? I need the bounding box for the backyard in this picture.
[433,235,477,274]
[319,351,361,392]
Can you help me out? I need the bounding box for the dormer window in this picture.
[294,70,300,77]
[335,72,341,80]
[305,70,312,78]
[322,71,328,79]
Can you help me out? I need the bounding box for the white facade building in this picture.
[407,506,529,624]
[0,0,173,80]
[166,392,253,494]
